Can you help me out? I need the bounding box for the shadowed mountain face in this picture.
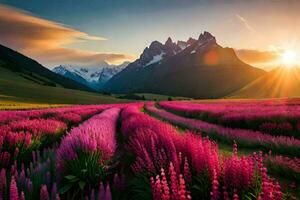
[230,67,300,99]
[103,32,266,98]
[0,44,94,92]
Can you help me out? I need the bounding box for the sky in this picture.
[0,0,299,70]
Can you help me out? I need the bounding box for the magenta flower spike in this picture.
[0,169,6,200]
[9,177,19,200]
[40,185,49,200]
[19,192,25,200]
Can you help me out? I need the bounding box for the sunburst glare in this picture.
[281,50,297,67]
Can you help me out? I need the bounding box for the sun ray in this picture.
[281,50,297,67]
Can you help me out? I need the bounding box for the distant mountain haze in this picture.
[52,61,129,90]
[103,32,266,98]
[0,44,94,92]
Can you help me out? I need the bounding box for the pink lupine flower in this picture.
[183,157,191,183]
[56,108,120,175]
[23,134,31,148]
[14,148,19,158]
[169,163,178,199]
[210,169,219,200]
[98,182,105,200]
[222,186,230,200]
[223,155,254,191]
[98,182,112,200]
[233,142,238,157]
[154,175,162,200]
[161,168,170,200]
[105,185,112,200]
[9,177,19,200]
[274,182,282,200]
[25,179,33,194]
[233,190,239,200]
[19,192,25,200]
[150,163,191,200]
[40,185,49,200]
[18,169,26,186]
[0,169,6,200]
[178,175,190,200]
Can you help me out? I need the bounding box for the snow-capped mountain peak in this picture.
[137,31,217,68]
[52,61,129,90]
[145,52,166,67]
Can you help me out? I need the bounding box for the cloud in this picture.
[30,48,134,66]
[235,14,256,33]
[235,49,280,64]
[0,4,133,66]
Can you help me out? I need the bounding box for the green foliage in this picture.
[266,161,300,183]
[125,175,152,200]
[190,171,211,200]
[59,152,106,198]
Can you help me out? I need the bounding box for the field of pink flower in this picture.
[0,100,299,200]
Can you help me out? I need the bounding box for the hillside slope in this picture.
[0,44,93,91]
[104,32,265,98]
[229,67,300,98]
[0,66,128,105]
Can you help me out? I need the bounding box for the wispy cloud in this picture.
[235,49,280,65]
[0,4,134,66]
[235,14,256,33]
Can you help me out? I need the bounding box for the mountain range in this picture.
[52,62,129,90]
[0,44,93,92]
[0,44,126,104]
[103,32,266,98]
[4,31,300,100]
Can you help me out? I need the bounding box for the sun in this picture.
[281,50,297,67]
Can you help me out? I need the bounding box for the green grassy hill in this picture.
[0,44,94,92]
[229,67,300,99]
[0,66,128,109]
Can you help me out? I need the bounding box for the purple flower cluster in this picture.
[121,105,281,199]
[56,108,120,175]
[159,100,300,134]
[0,148,60,200]
[146,102,300,155]
[0,104,117,167]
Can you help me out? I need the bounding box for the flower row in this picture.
[56,107,120,198]
[146,102,300,157]
[159,100,300,136]
[121,105,282,199]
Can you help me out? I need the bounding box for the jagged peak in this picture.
[198,31,216,44]
[165,37,173,46]
[149,40,163,49]
[187,37,197,45]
